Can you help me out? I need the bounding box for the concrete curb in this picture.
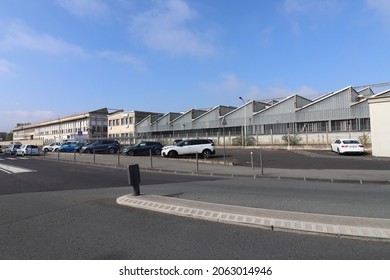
[117,194,390,242]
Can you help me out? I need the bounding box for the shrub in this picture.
[281,134,302,146]
[232,136,256,146]
[358,133,370,145]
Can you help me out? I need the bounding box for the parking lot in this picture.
[208,148,390,170]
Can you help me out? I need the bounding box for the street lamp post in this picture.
[239,97,246,146]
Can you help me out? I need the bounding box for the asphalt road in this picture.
[2,188,390,260]
[1,155,390,259]
[0,155,219,195]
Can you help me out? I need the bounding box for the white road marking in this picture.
[0,163,37,174]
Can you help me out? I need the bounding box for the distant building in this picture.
[12,108,110,143]
[107,110,163,139]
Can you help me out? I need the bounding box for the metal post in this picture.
[57,149,60,160]
[117,148,120,166]
[348,120,352,139]
[93,149,96,163]
[149,149,153,169]
[287,126,290,148]
[260,152,263,175]
[251,151,254,170]
[128,164,141,196]
[196,152,199,172]
[223,124,226,165]
[74,150,76,161]
[326,122,329,145]
[306,126,308,147]
[239,97,246,146]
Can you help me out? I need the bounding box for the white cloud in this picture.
[55,0,108,17]
[0,110,56,132]
[0,21,86,56]
[0,59,13,76]
[202,73,320,101]
[97,50,146,71]
[201,74,244,94]
[245,84,321,101]
[283,0,344,15]
[0,20,144,71]
[130,0,214,57]
[366,0,390,26]
[282,0,345,35]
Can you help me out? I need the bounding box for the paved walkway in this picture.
[41,152,390,241]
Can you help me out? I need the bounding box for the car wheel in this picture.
[44,148,48,152]
[87,149,93,154]
[202,149,212,159]
[128,151,135,156]
[168,151,178,158]
[154,149,161,155]
[108,148,116,154]
[54,148,59,152]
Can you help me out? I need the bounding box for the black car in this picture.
[122,141,163,156]
[80,139,120,154]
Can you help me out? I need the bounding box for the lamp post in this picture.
[239,96,246,146]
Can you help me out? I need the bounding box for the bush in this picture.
[358,133,370,145]
[281,134,302,146]
[232,136,256,146]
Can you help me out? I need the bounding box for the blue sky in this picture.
[1,0,390,132]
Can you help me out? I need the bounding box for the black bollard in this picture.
[128,164,141,196]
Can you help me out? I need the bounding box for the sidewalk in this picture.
[41,152,390,241]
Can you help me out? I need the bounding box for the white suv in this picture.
[161,139,215,158]
[42,142,62,152]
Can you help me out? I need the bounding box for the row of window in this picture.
[108,133,134,138]
[108,117,134,127]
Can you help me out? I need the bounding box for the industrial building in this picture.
[12,108,110,143]
[10,84,390,151]
[135,85,388,146]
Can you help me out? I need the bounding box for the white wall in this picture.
[368,96,390,157]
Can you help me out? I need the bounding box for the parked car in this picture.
[80,139,120,154]
[58,142,85,153]
[16,144,39,156]
[42,142,63,152]
[123,141,163,156]
[0,145,3,153]
[330,139,365,155]
[4,143,22,155]
[161,139,215,158]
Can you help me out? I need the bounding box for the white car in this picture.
[42,142,63,152]
[330,139,365,155]
[161,139,215,158]
[16,144,40,156]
